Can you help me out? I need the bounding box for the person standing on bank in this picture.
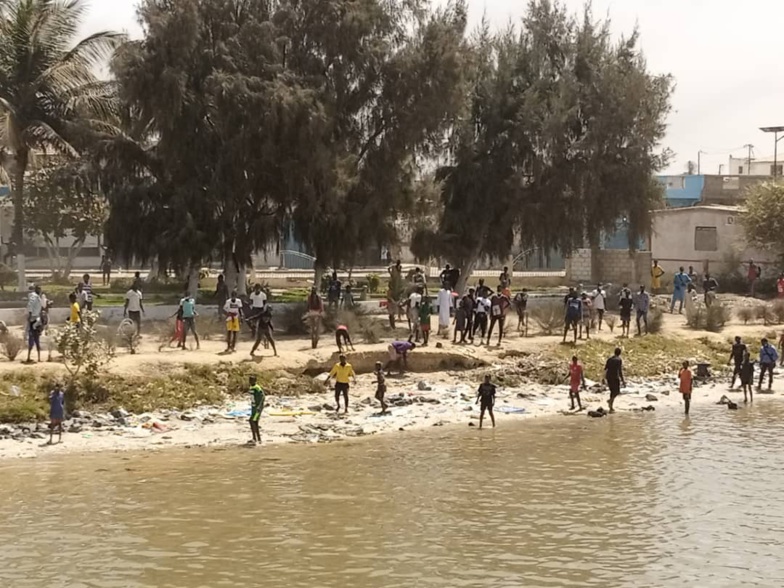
[48,382,65,445]
[374,361,388,415]
[758,338,779,392]
[670,267,691,314]
[636,285,650,336]
[179,291,200,350]
[678,360,693,416]
[124,284,146,336]
[651,260,665,294]
[591,284,606,330]
[568,355,586,411]
[728,336,747,389]
[326,354,357,414]
[247,375,265,445]
[223,291,243,353]
[475,375,497,429]
[619,287,633,338]
[603,347,626,413]
[741,351,755,403]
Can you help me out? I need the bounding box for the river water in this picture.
[2,402,784,588]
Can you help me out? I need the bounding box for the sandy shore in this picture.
[0,305,779,460]
[0,364,768,460]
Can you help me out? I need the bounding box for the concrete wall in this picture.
[651,207,774,275]
[701,175,769,206]
[566,249,651,287]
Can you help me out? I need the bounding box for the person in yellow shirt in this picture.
[325,354,357,414]
[68,293,81,326]
[651,259,665,293]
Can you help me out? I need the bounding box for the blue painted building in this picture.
[601,174,705,250]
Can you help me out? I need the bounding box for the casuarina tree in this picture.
[0,0,122,290]
[412,1,671,293]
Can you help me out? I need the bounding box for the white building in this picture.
[650,205,775,275]
[728,156,781,177]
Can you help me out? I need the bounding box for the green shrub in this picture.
[705,303,730,332]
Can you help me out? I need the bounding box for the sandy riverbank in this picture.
[0,364,770,460]
[0,304,781,460]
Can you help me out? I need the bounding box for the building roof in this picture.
[652,204,741,214]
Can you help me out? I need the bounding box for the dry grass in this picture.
[736,306,756,325]
[551,335,727,382]
[0,333,24,361]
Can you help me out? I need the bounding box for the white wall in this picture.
[728,156,781,176]
[651,208,774,275]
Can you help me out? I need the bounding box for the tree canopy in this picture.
[411,1,671,290]
[102,0,470,286]
[741,181,784,260]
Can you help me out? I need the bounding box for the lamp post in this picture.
[760,126,784,179]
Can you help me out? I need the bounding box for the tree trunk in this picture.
[314,262,325,292]
[454,257,479,296]
[11,154,28,291]
[237,264,248,296]
[64,238,85,280]
[224,256,239,294]
[187,263,200,300]
[145,258,159,282]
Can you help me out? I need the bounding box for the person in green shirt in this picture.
[418,296,433,346]
[247,375,265,444]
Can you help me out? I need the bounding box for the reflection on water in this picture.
[2,402,784,587]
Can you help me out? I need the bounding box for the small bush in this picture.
[279,302,310,335]
[705,303,730,332]
[532,301,564,335]
[0,333,24,361]
[772,300,784,324]
[736,306,756,325]
[604,314,617,333]
[686,302,729,332]
[756,304,776,326]
[647,308,664,334]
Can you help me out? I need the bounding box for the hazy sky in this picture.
[80,0,784,175]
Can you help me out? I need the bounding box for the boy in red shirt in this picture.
[568,355,586,411]
[679,360,693,416]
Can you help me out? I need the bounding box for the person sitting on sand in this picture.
[335,323,355,354]
[326,354,357,414]
[384,338,416,376]
[247,375,265,445]
[48,382,65,445]
[475,374,497,429]
[568,355,586,411]
[603,347,626,413]
[678,360,693,416]
[374,361,388,415]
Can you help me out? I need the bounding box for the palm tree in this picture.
[0,0,122,289]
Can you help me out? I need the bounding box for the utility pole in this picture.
[744,144,754,175]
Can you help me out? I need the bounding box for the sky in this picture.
[80,0,784,175]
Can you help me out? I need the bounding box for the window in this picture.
[695,226,718,251]
[771,164,783,176]
[738,166,744,174]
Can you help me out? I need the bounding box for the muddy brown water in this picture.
[3,402,784,587]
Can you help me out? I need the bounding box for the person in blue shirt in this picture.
[758,338,779,391]
[670,267,691,314]
[48,382,65,445]
[179,292,200,350]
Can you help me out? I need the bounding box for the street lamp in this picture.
[760,126,784,179]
